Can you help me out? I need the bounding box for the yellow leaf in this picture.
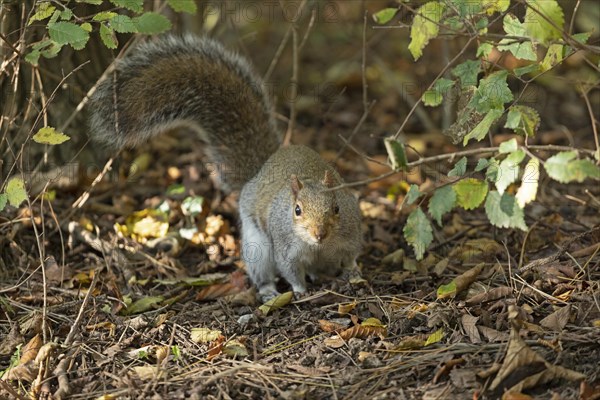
[32,126,70,145]
[258,291,293,315]
[424,328,444,346]
[223,339,248,357]
[190,328,223,343]
[6,177,27,207]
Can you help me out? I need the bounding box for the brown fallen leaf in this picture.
[339,322,387,340]
[318,319,348,333]
[207,335,225,361]
[465,286,513,305]
[580,380,600,400]
[196,270,247,301]
[337,300,357,315]
[539,305,571,332]
[489,327,585,396]
[461,314,481,344]
[437,262,484,299]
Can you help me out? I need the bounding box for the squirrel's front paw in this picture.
[257,284,281,303]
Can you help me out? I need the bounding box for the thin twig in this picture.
[64,270,98,346]
[361,10,369,113]
[283,26,298,146]
[580,87,600,160]
[335,100,375,161]
[569,0,582,35]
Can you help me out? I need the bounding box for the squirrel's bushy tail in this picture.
[88,35,280,192]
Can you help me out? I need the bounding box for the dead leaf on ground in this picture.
[539,305,571,332]
[437,262,485,299]
[461,314,481,344]
[195,270,247,301]
[466,286,513,305]
[258,291,293,315]
[489,327,585,396]
[450,238,503,262]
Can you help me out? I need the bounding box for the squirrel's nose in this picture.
[313,227,328,242]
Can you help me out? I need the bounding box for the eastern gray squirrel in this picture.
[89,35,362,301]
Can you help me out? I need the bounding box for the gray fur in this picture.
[88,34,280,191]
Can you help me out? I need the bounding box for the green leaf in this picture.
[484,0,510,15]
[499,191,514,216]
[384,138,408,171]
[77,0,103,4]
[49,10,60,25]
[453,0,481,17]
[496,149,526,194]
[475,158,489,172]
[48,21,90,50]
[403,208,433,260]
[524,0,564,45]
[475,17,489,33]
[100,24,118,49]
[25,50,42,65]
[25,40,63,65]
[499,138,518,153]
[452,60,480,88]
[486,158,499,183]
[406,185,421,205]
[133,12,172,34]
[544,151,600,183]
[422,78,455,107]
[572,32,592,45]
[373,7,397,24]
[6,177,27,207]
[110,0,144,13]
[516,157,540,207]
[60,8,74,21]
[32,127,70,145]
[505,105,540,137]
[428,185,456,226]
[497,14,537,61]
[408,2,446,61]
[122,296,165,315]
[513,64,540,77]
[485,191,527,230]
[463,108,503,145]
[469,71,513,113]
[453,178,488,210]
[166,0,198,14]
[540,43,563,71]
[437,281,457,298]
[80,22,92,32]
[0,194,7,211]
[110,14,137,33]
[477,43,493,58]
[448,156,467,177]
[28,2,56,25]
[93,11,118,21]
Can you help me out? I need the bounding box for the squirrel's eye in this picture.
[333,205,340,214]
[295,204,302,216]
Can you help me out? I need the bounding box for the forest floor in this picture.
[1,126,599,399]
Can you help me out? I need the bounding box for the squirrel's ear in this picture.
[291,174,303,196]
[322,170,335,188]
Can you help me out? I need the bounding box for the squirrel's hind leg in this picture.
[241,221,279,301]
